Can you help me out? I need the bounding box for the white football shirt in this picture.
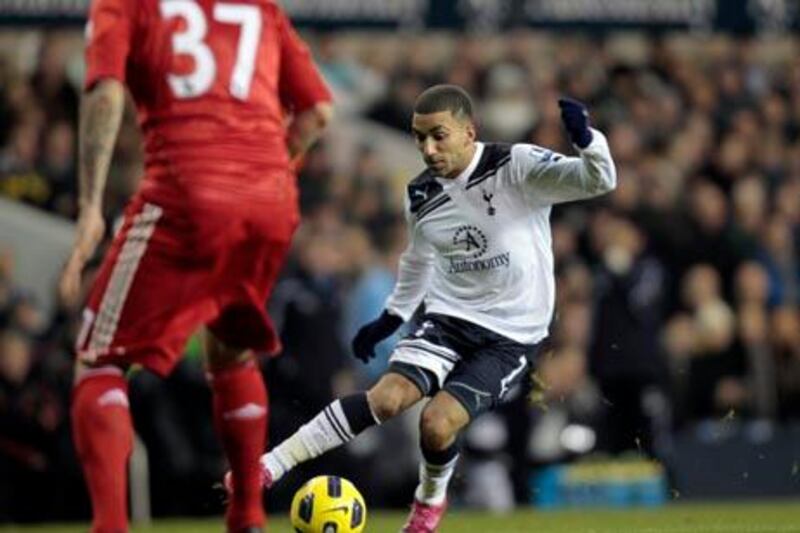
[385,128,617,344]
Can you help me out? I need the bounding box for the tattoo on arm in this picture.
[79,80,126,210]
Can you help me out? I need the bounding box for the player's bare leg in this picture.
[403,390,469,533]
[71,360,134,533]
[256,372,422,488]
[206,332,268,533]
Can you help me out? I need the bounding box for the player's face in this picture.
[412,111,476,178]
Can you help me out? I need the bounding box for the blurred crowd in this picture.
[1,29,800,519]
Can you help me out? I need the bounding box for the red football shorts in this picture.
[75,180,299,377]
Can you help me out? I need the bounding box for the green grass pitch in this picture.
[3,501,800,532]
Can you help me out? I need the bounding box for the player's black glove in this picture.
[558,97,593,149]
[352,310,403,363]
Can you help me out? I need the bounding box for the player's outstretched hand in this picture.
[59,206,105,309]
[558,97,593,149]
[351,310,403,363]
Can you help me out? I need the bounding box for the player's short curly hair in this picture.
[414,84,474,120]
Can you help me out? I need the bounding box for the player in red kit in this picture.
[58,0,332,531]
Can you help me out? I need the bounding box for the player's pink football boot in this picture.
[400,498,448,533]
[223,463,273,495]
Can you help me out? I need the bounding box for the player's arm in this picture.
[59,80,126,306]
[516,98,617,204]
[385,231,435,322]
[59,0,131,306]
[78,80,126,211]
[352,202,435,363]
[385,191,435,321]
[285,101,334,159]
[275,5,334,163]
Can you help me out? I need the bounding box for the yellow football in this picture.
[290,475,367,533]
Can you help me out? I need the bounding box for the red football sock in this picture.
[210,360,268,531]
[71,372,133,533]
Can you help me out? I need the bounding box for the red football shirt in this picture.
[85,0,331,176]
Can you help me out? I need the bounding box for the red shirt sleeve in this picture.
[276,7,332,113]
[84,0,134,90]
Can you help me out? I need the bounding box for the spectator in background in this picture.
[39,121,77,218]
[30,34,79,125]
[368,74,427,132]
[297,142,336,214]
[684,181,743,298]
[347,145,401,239]
[774,178,800,226]
[527,347,601,467]
[0,249,46,337]
[771,307,800,419]
[6,292,47,338]
[588,214,670,456]
[0,328,70,522]
[666,265,741,421]
[267,220,355,417]
[757,215,799,307]
[0,249,15,323]
[733,262,777,419]
[729,176,766,262]
[0,122,50,209]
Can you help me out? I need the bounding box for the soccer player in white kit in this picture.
[228,84,616,532]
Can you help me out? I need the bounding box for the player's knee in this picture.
[419,406,458,451]
[366,387,406,421]
[72,360,127,385]
[366,374,420,422]
[206,333,252,371]
[370,401,400,423]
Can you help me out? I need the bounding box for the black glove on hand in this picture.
[558,97,593,149]
[352,310,403,363]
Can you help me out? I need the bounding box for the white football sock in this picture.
[414,454,459,505]
[263,398,376,481]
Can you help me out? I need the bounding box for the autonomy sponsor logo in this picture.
[448,252,511,274]
[449,224,510,273]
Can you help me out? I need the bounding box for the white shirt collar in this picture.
[437,142,483,188]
